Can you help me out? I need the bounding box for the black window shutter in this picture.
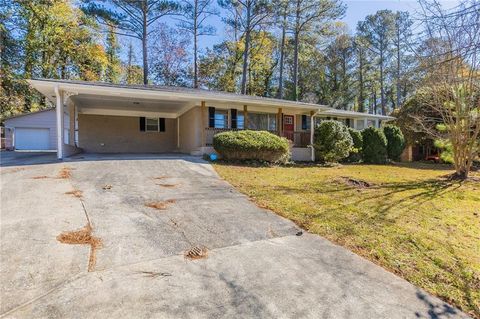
[231,109,237,129]
[346,118,351,127]
[208,107,215,128]
[301,115,307,130]
[139,117,146,131]
[326,117,331,120]
[159,118,165,132]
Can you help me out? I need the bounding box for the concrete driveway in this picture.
[0,152,469,318]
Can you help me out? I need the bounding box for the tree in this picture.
[274,0,291,99]
[81,0,180,85]
[150,24,191,86]
[357,10,396,115]
[414,0,480,179]
[392,11,413,108]
[290,0,345,101]
[177,0,216,88]
[124,42,143,84]
[105,25,121,83]
[219,0,273,94]
[354,36,369,112]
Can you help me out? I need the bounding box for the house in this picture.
[5,79,394,161]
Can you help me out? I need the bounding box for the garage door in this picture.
[15,128,50,150]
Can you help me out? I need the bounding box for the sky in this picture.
[120,0,461,61]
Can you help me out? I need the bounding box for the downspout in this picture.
[308,109,322,162]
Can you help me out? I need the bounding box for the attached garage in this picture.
[4,109,59,151]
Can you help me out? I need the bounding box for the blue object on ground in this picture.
[210,153,218,161]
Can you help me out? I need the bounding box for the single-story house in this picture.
[5,78,394,161]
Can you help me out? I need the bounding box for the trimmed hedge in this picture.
[362,127,388,164]
[314,120,353,163]
[213,130,290,163]
[383,125,405,161]
[346,127,363,162]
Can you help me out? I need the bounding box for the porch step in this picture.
[190,148,203,156]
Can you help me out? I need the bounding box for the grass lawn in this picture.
[213,162,480,317]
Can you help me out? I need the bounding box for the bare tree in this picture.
[177,0,217,88]
[413,0,480,179]
[81,0,180,85]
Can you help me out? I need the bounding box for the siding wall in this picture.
[78,114,177,153]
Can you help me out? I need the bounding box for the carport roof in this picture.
[28,78,395,120]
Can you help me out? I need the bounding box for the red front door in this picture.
[283,115,294,141]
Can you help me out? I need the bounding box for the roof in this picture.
[27,78,395,120]
[4,108,55,121]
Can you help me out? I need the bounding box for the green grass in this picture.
[213,162,480,317]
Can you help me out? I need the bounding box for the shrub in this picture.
[383,125,405,161]
[362,127,388,164]
[313,120,353,163]
[213,130,290,163]
[346,128,363,162]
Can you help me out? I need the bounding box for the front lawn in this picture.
[213,162,480,317]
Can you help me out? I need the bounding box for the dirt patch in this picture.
[57,167,74,179]
[184,246,209,260]
[102,184,112,190]
[65,189,83,198]
[156,183,178,188]
[340,176,373,188]
[31,175,49,179]
[56,223,102,272]
[145,199,176,210]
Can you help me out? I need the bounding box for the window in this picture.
[214,110,228,128]
[356,120,365,130]
[144,117,165,132]
[237,112,245,129]
[146,118,159,131]
[367,119,375,128]
[248,113,276,131]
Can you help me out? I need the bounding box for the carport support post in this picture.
[54,86,64,160]
[201,101,206,147]
[243,105,248,129]
[277,108,282,136]
[310,111,315,162]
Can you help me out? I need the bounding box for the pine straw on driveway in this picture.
[213,162,480,318]
[56,223,102,272]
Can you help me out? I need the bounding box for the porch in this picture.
[205,128,311,148]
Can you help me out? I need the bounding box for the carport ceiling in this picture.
[72,94,193,118]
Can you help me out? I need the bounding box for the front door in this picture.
[283,115,294,141]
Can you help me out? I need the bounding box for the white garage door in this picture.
[15,128,50,150]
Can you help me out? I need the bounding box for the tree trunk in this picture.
[142,6,148,85]
[277,11,287,99]
[380,49,385,115]
[240,1,251,95]
[193,0,199,88]
[358,48,365,112]
[292,1,301,101]
[396,27,401,109]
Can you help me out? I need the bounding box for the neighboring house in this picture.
[10,79,393,161]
